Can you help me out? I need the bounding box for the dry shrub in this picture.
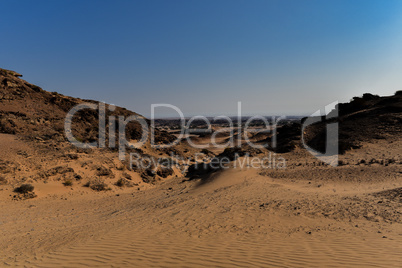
[115,178,136,187]
[84,178,110,191]
[96,166,112,176]
[122,172,132,180]
[63,179,73,186]
[13,184,36,199]
[0,176,7,185]
[14,184,34,194]
[116,164,126,171]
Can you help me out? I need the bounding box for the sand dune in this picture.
[3,159,401,267]
[22,230,402,267]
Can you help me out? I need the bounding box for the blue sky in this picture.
[1,0,402,117]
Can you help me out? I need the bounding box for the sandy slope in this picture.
[21,231,402,267]
[1,148,401,267]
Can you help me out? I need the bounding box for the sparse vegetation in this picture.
[63,179,73,186]
[65,153,78,160]
[116,164,125,171]
[84,178,110,191]
[14,184,34,194]
[122,172,132,180]
[13,183,37,199]
[96,166,112,176]
[201,149,211,154]
[115,178,136,187]
[115,178,126,187]
[387,158,396,164]
[0,176,7,185]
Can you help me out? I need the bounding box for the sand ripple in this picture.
[21,231,402,267]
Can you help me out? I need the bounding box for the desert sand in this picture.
[0,69,401,267]
[0,137,401,267]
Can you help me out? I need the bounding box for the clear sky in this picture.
[1,0,402,117]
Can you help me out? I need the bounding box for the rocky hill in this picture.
[303,92,402,154]
[0,68,175,145]
[263,91,402,154]
[0,68,194,192]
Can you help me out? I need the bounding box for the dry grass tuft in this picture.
[115,178,136,187]
[63,179,73,186]
[84,178,110,191]
[0,176,8,185]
